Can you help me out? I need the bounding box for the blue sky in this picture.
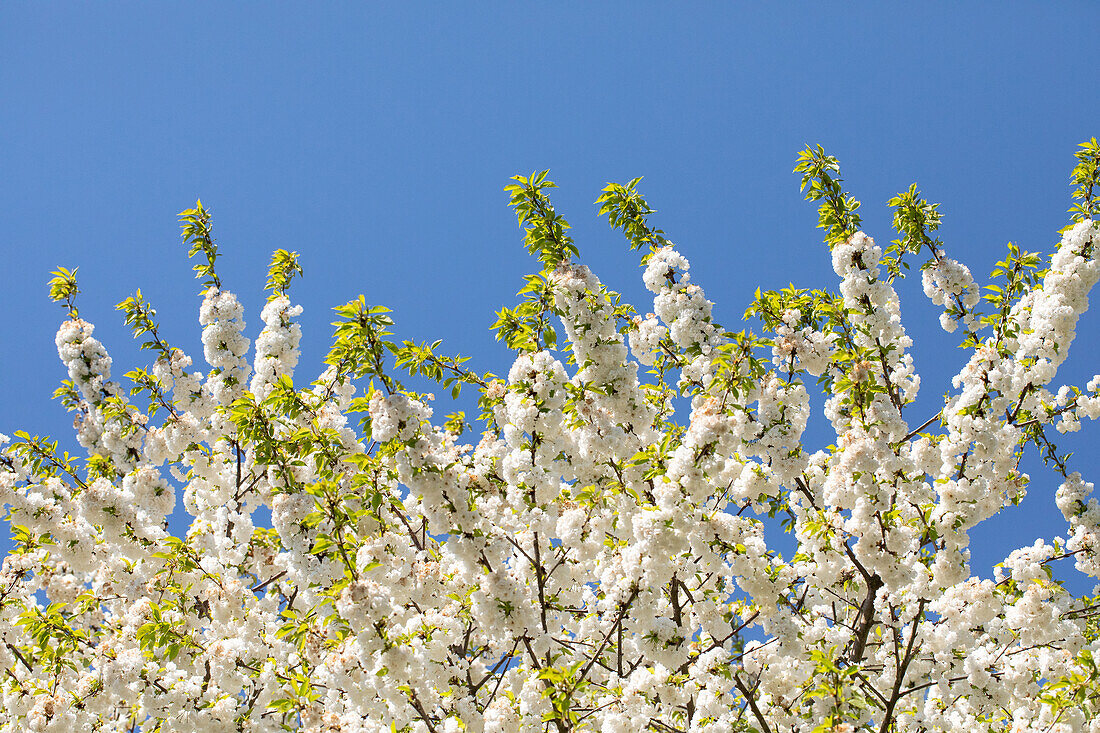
[2,3,1099,590]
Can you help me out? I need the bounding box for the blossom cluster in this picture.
[922,254,981,332]
[1,163,1100,733]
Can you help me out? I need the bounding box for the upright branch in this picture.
[795,144,863,248]
[1069,136,1100,224]
[179,199,221,292]
[596,176,672,259]
[504,171,578,269]
[47,266,80,319]
[265,249,303,301]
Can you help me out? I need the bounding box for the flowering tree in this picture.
[2,142,1100,733]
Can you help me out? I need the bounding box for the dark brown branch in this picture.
[6,644,32,672]
[250,570,287,594]
[878,600,927,733]
[900,411,941,444]
[732,674,772,733]
[848,573,884,664]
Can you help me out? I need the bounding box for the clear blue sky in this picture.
[2,3,1098,591]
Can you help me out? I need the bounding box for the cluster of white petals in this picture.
[200,287,252,413]
[1,192,1099,733]
[923,254,981,332]
[772,307,837,377]
[250,296,304,401]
